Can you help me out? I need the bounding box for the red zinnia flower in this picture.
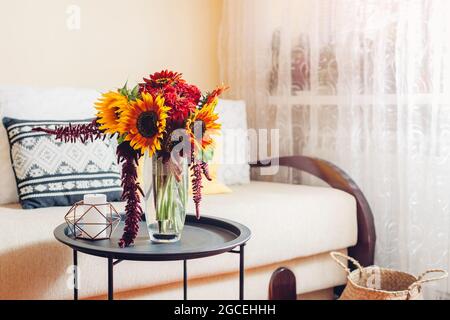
[142,70,184,89]
[166,82,200,122]
[140,71,202,124]
[179,83,202,103]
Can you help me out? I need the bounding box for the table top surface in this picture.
[54,214,251,261]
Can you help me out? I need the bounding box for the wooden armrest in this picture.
[251,156,376,267]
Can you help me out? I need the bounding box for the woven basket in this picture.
[331,252,448,300]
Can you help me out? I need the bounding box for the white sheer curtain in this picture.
[220,0,450,298]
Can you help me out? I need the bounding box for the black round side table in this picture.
[54,214,251,300]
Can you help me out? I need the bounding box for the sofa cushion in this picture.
[191,181,358,264]
[2,117,122,209]
[0,181,356,299]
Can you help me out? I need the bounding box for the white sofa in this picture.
[0,86,374,300]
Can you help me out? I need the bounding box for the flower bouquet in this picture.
[35,70,227,247]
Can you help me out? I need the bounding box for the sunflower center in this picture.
[137,111,158,138]
[114,106,121,119]
[155,78,170,85]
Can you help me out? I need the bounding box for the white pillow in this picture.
[0,86,100,204]
[215,99,250,185]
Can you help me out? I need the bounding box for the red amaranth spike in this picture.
[32,119,103,143]
[200,161,212,181]
[191,154,203,219]
[117,142,143,248]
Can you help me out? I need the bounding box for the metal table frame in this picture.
[72,244,246,300]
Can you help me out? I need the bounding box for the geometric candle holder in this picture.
[64,201,121,240]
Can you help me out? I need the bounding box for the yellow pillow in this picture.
[192,162,232,195]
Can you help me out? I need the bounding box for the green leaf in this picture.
[198,93,210,109]
[130,85,140,101]
[119,81,129,98]
[117,134,126,144]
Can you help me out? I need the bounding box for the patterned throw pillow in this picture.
[2,117,122,209]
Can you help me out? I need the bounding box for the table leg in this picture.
[239,244,245,300]
[183,259,187,300]
[108,257,114,300]
[73,250,78,301]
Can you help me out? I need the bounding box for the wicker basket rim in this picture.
[346,265,420,295]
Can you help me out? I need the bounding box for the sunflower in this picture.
[118,93,170,156]
[95,91,129,134]
[186,102,221,152]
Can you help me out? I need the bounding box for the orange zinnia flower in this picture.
[186,102,221,152]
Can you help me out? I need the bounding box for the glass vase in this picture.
[142,154,189,243]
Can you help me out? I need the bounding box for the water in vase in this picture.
[142,154,189,243]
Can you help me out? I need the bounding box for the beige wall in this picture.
[0,0,222,91]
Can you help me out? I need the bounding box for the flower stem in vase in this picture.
[147,156,188,242]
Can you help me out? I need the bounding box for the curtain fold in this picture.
[220,0,450,298]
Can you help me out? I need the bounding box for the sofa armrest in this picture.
[250,156,376,267]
